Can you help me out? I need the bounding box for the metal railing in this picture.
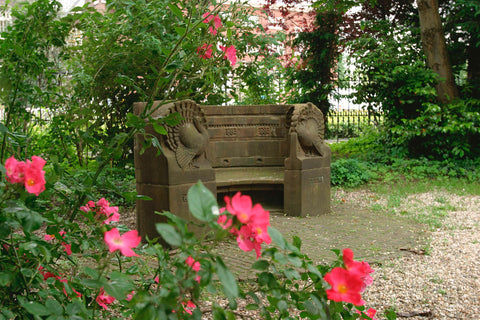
[0,11,12,37]
[326,109,383,139]
[326,82,383,139]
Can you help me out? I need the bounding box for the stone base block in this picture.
[136,181,217,242]
[284,167,331,217]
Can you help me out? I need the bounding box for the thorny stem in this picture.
[68,126,138,221]
[0,83,19,164]
[10,233,31,297]
[116,251,123,273]
[151,1,225,99]
[68,1,226,221]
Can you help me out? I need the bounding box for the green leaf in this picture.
[168,3,183,19]
[18,297,50,316]
[0,224,11,239]
[0,123,8,134]
[304,300,318,316]
[307,263,323,278]
[268,226,286,249]
[174,26,186,36]
[104,272,134,300]
[45,299,63,315]
[251,259,269,271]
[273,251,287,264]
[216,257,238,304]
[80,278,103,289]
[156,211,186,230]
[0,308,15,319]
[65,300,88,317]
[311,295,328,318]
[0,272,12,287]
[84,267,99,279]
[155,223,182,247]
[292,235,302,250]
[135,194,152,201]
[150,136,163,156]
[126,113,145,129]
[286,254,303,268]
[187,181,217,222]
[16,210,46,233]
[152,122,167,135]
[37,244,52,263]
[277,300,288,312]
[284,268,301,280]
[385,307,398,320]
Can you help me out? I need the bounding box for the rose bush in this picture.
[0,157,392,319]
[0,1,396,319]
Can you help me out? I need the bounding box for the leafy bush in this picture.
[390,98,480,159]
[331,158,374,188]
[329,128,388,160]
[345,14,480,161]
[348,18,437,125]
[0,157,388,319]
[327,122,362,139]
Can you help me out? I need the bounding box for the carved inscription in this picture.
[309,176,324,184]
[211,123,281,139]
[257,126,272,136]
[225,128,237,137]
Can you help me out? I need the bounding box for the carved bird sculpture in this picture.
[175,116,209,168]
[165,100,210,169]
[296,118,326,157]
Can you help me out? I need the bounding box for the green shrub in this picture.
[329,128,388,160]
[390,98,480,160]
[331,158,373,187]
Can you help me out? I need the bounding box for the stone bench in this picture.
[134,100,331,240]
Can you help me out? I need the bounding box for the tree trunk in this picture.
[467,42,480,97]
[417,0,458,104]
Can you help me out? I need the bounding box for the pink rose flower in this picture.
[24,156,46,196]
[5,156,25,184]
[185,255,201,272]
[219,45,237,66]
[104,228,141,257]
[197,43,213,59]
[202,12,222,35]
[342,248,374,290]
[324,267,365,306]
[96,288,115,310]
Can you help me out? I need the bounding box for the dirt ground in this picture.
[122,194,428,279]
[207,200,427,279]
[271,201,427,264]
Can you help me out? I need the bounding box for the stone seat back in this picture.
[203,104,289,192]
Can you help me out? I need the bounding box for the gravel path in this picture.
[124,189,480,319]
[358,192,480,320]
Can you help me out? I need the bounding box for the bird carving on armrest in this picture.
[287,103,327,157]
[296,118,326,157]
[165,100,209,169]
[176,116,209,168]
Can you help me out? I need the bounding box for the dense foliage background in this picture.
[262,0,480,160]
[0,0,479,318]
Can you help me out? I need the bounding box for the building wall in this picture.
[241,2,315,67]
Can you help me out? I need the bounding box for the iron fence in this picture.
[0,11,11,37]
[326,109,383,139]
[325,81,383,139]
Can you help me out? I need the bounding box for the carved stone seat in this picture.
[134,100,331,240]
